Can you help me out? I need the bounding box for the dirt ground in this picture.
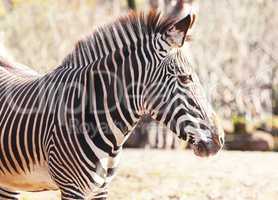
[21,150,278,200]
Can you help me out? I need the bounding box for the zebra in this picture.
[0,5,224,200]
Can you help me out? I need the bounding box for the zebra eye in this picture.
[178,75,193,85]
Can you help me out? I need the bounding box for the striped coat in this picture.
[0,7,223,200]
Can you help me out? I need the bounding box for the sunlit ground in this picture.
[21,150,278,200]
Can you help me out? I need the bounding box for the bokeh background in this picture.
[0,0,277,199]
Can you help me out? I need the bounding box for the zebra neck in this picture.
[86,65,142,149]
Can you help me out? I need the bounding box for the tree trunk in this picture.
[127,0,136,10]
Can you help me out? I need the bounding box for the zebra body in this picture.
[0,6,224,200]
[0,60,123,198]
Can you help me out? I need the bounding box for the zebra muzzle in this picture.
[192,132,224,158]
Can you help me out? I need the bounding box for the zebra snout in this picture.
[192,131,224,158]
[193,141,222,157]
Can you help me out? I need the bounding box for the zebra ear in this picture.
[165,13,196,48]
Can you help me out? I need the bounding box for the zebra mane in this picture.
[61,10,174,68]
[0,56,39,77]
[0,56,13,69]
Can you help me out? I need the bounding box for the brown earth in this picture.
[21,150,278,200]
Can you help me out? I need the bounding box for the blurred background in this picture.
[0,0,277,199]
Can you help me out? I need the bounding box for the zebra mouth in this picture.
[192,140,209,157]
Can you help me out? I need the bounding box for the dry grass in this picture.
[192,0,277,118]
[21,150,278,200]
[0,0,126,72]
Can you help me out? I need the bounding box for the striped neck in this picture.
[56,11,173,149]
[85,42,154,148]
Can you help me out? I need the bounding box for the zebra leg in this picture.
[0,187,20,200]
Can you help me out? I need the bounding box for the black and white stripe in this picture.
[0,187,19,200]
[0,7,223,200]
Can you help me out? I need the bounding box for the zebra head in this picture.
[143,8,224,157]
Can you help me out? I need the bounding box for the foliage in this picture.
[232,115,248,134]
[0,0,123,72]
[191,0,277,120]
[273,86,278,115]
[232,115,247,125]
[274,137,278,151]
[127,0,136,10]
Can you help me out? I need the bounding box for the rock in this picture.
[225,131,274,151]
[257,116,278,136]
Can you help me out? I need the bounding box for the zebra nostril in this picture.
[200,123,209,130]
